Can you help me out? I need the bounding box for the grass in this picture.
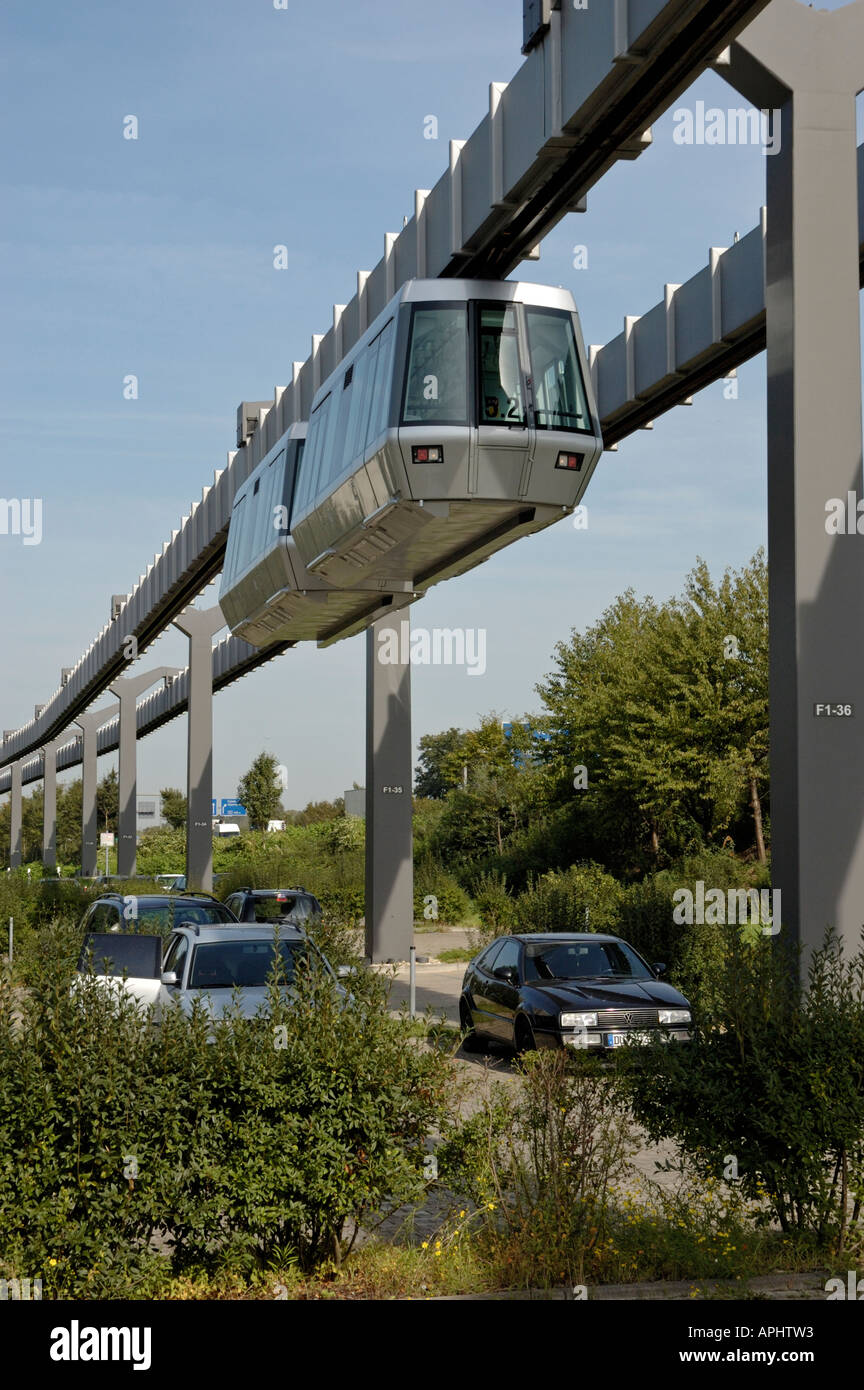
[436,947,474,963]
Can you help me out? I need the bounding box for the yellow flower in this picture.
[48,1258,57,1267]
[421,1241,429,1250]
[459,1210,466,1218]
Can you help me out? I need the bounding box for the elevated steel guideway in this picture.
[4,134,864,797]
[0,0,771,772]
[0,633,289,793]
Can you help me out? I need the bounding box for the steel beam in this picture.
[172,606,226,892]
[722,0,864,969]
[9,763,22,868]
[108,669,179,877]
[41,741,61,870]
[365,618,413,963]
[75,705,119,876]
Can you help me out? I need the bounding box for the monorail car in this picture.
[219,279,604,647]
[218,424,417,647]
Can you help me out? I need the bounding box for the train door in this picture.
[470,300,535,499]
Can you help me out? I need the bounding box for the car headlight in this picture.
[560,1011,598,1029]
[658,1009,691,1025]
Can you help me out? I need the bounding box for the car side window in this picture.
[478,940,505,974]
[493,938,522,979]
[164,935,188,984]
[225,896,239,917]
[86,904,113,931]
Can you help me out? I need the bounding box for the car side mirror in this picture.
[161,970,178,986]
[653,962,667,978]
[494,965,519,985]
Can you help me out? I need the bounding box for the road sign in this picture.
[211,799,217,816]
[100,832,115,847]
[220,799,246,816]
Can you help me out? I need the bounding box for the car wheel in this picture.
[514,1015,536,1056]
[459,998,484,1053]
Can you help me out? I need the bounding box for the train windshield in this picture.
[478,305,527,425]
[524,307,592,433]
[402,306,469,425]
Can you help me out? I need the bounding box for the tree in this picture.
[160,787,187,831]
[414,728,470,799]
[237,752,284,831]
[97,770,118,834]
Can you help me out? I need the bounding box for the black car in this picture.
[79,892,239,938]
[459,933,692,1054]
[223,887,323,927]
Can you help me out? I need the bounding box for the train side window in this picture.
[295,392,332,514]
[401,306,468,425]
[255,450,284,554]
[343,344,374,470]
[477,304,526,425]
[366,319,395,446]
[524,307,592,433]
[226,491,251,582]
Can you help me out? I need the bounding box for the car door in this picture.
[469,940,506,1040]
[483,937,524,1042]
[157,933,189,1019]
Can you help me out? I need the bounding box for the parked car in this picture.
[79,892,239,939]
[158,923,345,1022]
[459,933,692,1054]
[223,887,323,927]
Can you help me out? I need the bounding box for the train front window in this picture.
[524,307,592,433]
[402,306,468,425]
[478,305,526,425]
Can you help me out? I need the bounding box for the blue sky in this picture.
[1,0,862,811]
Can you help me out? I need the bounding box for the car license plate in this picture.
[605,1030,654,1047]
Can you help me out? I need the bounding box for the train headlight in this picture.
[412,445,444,463]
[555,451,584,471]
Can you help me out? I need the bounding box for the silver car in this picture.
[157,923,346,1023]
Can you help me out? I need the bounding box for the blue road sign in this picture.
[220,799,246,816]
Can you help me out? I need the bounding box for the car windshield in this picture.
[188,939,318,989]
[524,940,653,982]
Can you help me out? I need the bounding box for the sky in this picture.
[0,0,862,812]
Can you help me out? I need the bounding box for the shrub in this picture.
[617,929,864,1254]
[413,860,472,925]
[0,926,455,1293]
[440,1050,633,1288]
[511,862,623,935]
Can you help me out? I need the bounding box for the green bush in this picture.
[413,860,472,925]
[0,927,454,1293]
[617,930,864,1254]
[511,862,623,935]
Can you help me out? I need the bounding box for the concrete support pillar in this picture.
[726,0,864,970]
[172,606,225,892]
[75,705,119,876]
[9,762,22,868]
[365,616,413,962]
[42,741,61,871]
[109,668,179,879]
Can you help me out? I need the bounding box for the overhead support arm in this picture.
[172,605,226,893]
[109,668,180,878]
[74,704,120,876]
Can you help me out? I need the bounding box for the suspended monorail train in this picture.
[219,279,604,647]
